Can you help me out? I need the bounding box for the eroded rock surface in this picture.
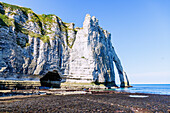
[0,2,130,87]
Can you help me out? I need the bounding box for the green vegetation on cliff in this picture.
[0,13,14,27]
[0,2,32,16]
[41,35,50,43]
[0,2,76,47]
[38,14,56,24]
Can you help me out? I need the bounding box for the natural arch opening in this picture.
[40,71,62,88]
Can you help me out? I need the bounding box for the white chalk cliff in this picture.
[0,2,130,87]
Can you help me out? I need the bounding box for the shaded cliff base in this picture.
[61,82,132,89]
[0,80,132,90]
[0,91,169,112]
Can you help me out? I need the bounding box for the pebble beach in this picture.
[0,91,169,112]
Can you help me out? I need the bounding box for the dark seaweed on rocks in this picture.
[0,93,169,112]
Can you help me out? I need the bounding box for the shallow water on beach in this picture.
[115,84,170,95]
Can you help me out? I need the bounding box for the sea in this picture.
[114,84,170,95]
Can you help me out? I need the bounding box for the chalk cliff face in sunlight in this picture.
[0,2,130,87]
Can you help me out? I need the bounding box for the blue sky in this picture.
[1,0,170,84]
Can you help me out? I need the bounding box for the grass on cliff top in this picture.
[0,2,76,47]
[38,14,56,24]
[0,2,33,16]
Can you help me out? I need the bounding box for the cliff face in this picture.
[0,2,130,87]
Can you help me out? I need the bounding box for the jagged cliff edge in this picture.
[0,2,130,88]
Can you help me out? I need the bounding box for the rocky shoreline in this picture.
[0,90,169,112]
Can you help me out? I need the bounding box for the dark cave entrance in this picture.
[40,71,62,88]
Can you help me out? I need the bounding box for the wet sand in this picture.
[0,91,169,113]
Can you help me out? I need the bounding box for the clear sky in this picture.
[1,0,170,84]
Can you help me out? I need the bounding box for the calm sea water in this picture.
[115,84,170,95]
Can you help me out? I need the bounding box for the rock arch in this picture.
[112,47,130,87]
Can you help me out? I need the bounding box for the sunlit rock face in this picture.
[0,2,130,87]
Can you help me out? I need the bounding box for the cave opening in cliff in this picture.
[40,71,62,88]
